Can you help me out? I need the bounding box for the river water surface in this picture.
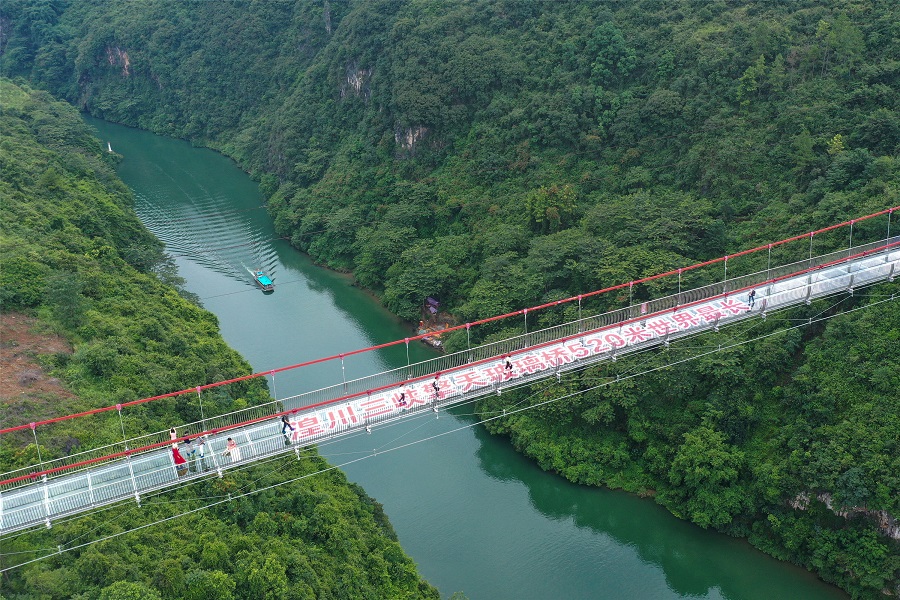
[87,117,846,600]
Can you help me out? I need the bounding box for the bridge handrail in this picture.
[2,237,897,490]
[1,206,895,437]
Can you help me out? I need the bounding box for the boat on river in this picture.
[252,269,275,293]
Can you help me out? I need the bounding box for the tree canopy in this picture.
[0,80,438,600]
[1,0,899,595]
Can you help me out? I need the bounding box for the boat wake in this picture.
[135,191,278,290]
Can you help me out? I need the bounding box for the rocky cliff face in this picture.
[791,492,900,539]
[105,46,130,76]
[394,125,427,152]
[341,62,371,100]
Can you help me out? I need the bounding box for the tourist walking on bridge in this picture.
[281,415,294,436]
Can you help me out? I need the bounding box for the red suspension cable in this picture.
[3,238,897,487]
[1,205,896,436]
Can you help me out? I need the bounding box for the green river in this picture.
[86,117,847,600]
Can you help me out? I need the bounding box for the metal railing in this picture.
[3,240,898,491]
[1,241,897,534]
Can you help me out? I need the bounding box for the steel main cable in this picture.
[0,305,811,544]
[1,207,895,437]
[7,238,900,488]
[2,293,894,572]
[6,388,538,540]
[2,406,454,543]
[4,257,896,489]
[7,270,897,487]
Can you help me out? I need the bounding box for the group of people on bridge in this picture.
[158,284,766,481]
[169,427,240,476]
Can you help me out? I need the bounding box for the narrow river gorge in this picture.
[86,116,847,599]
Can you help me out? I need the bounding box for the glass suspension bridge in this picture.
[1,207,898,540]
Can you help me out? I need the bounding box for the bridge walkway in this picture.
[1,236,897,535]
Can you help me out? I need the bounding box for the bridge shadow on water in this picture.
[462,411,847,599]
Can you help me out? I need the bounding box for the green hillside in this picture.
[0,79,438,600]
[1,0,898,596]
[3,0,898,321]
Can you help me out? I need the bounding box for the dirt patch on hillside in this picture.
[0,312,74,405]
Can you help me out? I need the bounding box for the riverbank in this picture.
[0,81,440,599]
[85,114,856,599]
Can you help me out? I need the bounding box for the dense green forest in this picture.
[0,80,438,600]
[1,0,899,596]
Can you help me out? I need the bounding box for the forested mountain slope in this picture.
[2,0,898,596]
[3,0,898,320]
[0,80,439,600]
